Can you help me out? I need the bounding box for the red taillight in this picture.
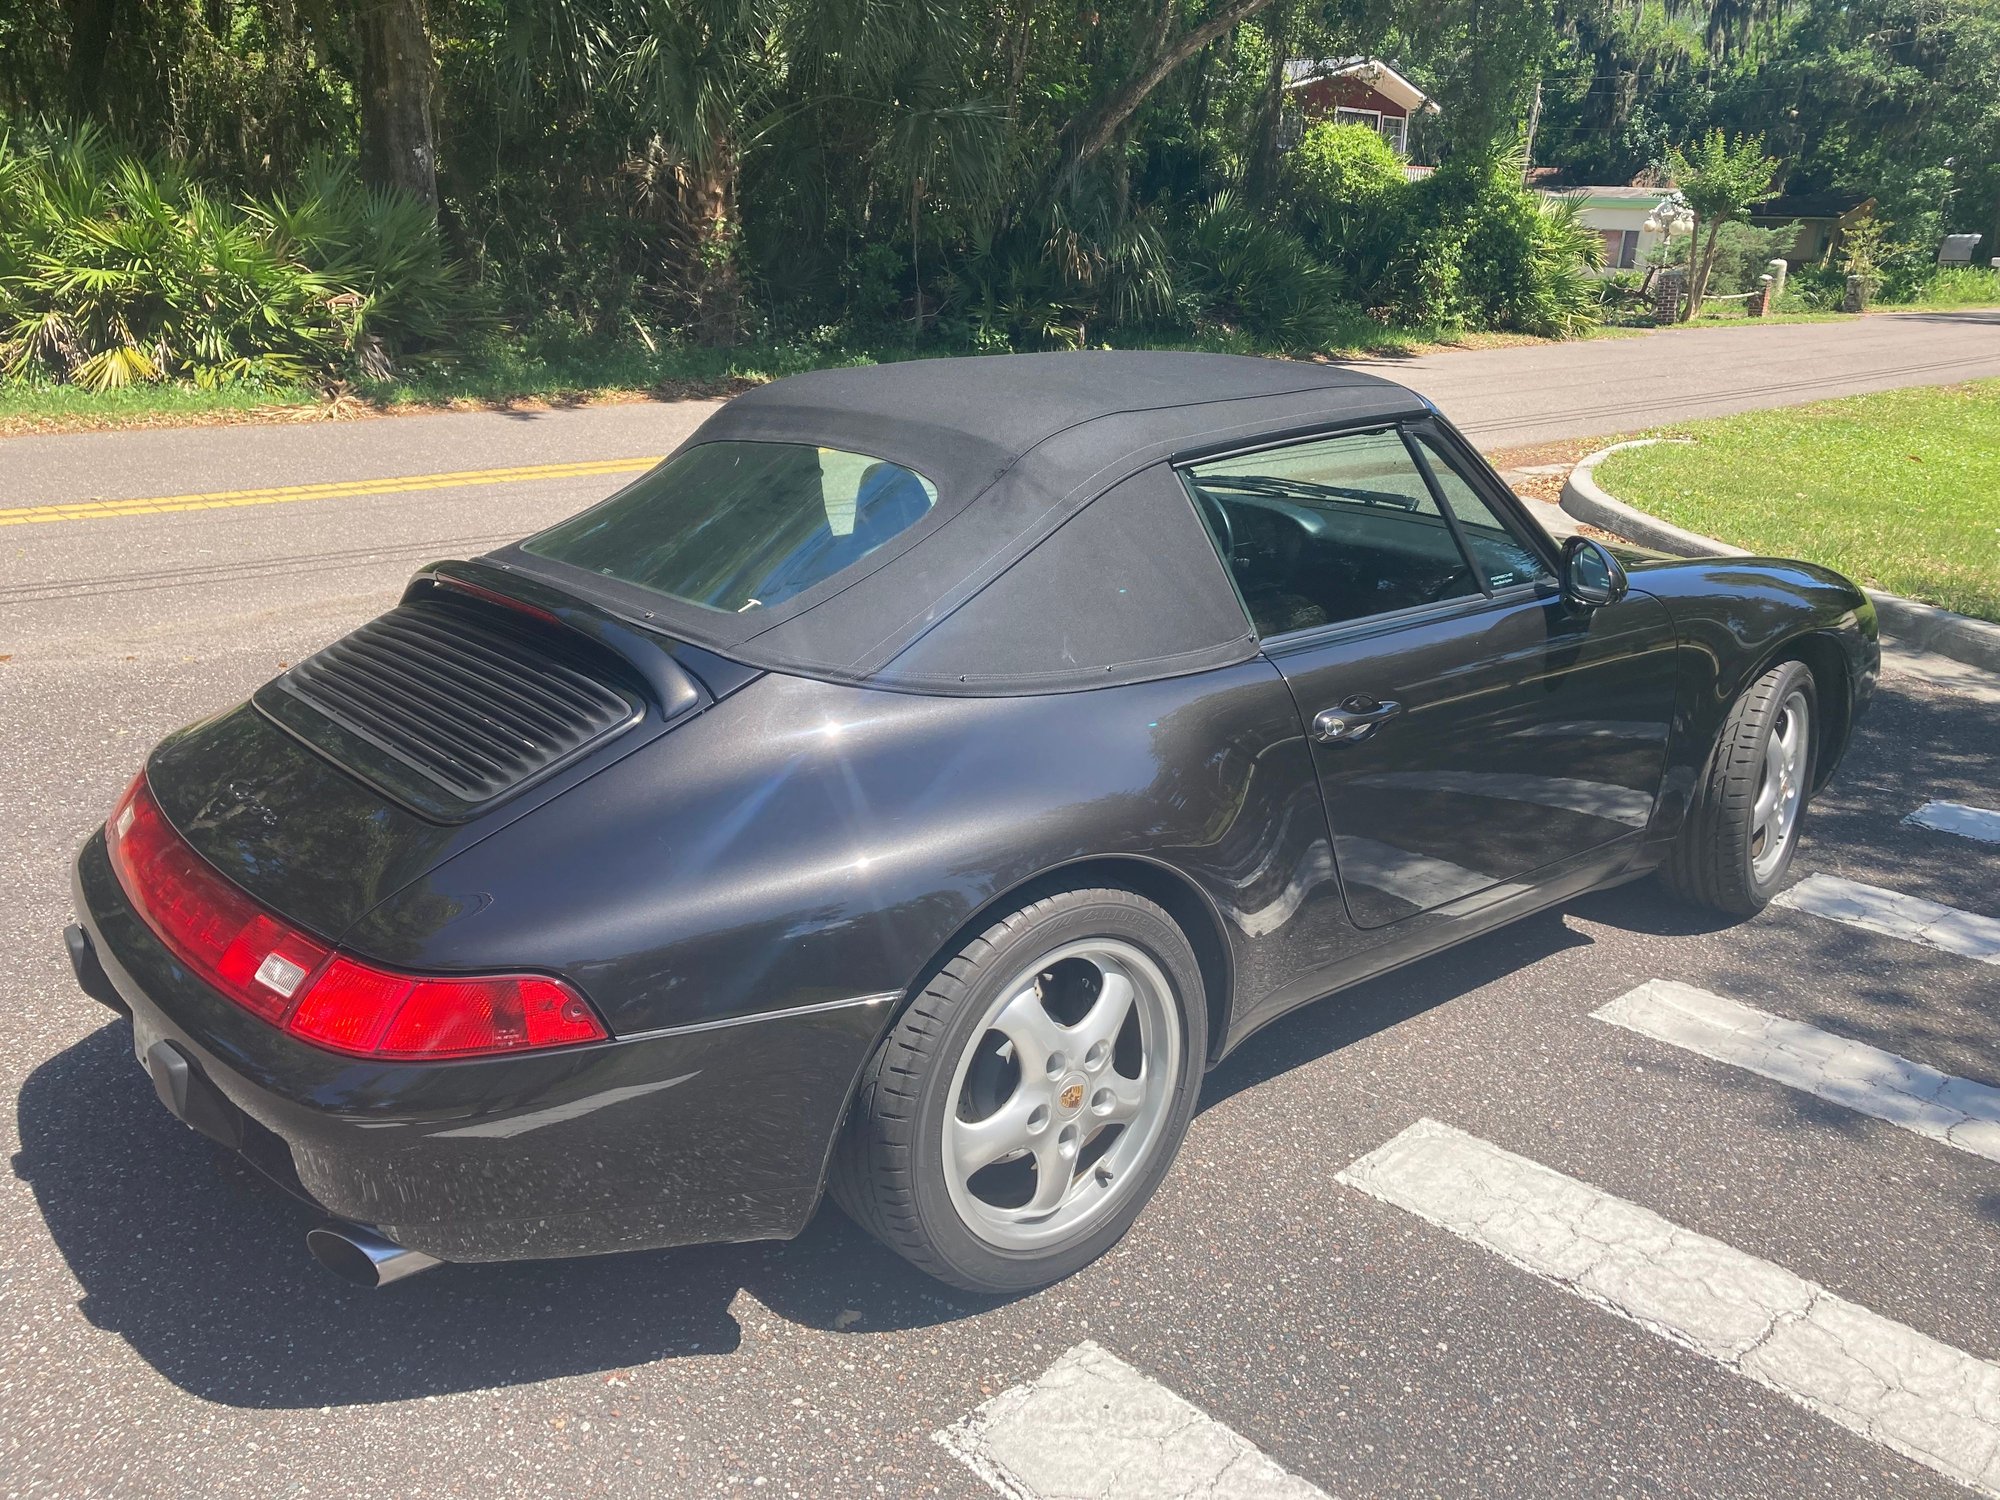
[105,773,608,1059]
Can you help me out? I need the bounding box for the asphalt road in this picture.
[3,312,1998,1498]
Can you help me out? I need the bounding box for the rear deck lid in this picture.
[143,562,739,941]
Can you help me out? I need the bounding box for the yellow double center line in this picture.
[0,454,662,528]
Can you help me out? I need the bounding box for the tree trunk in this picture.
[1244,11,1290,206]
[354,0,437,212]
[1055,0,1279,194]
[1679,212,1702,321]
[63,0,120,117]
[1687,217,1723,316]
[680,142,744,347]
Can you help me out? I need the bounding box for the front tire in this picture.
[1665,659,1818,915]
[830,887,1207,1294]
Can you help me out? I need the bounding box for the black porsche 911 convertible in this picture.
[67,352,1878,1293]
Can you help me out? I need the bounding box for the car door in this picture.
[1182,420,1680,932]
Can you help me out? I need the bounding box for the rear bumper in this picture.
[69,831,888,1264]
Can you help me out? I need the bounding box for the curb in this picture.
[1561,441,2000,675]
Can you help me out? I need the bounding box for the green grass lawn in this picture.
[1598,380,2000,622]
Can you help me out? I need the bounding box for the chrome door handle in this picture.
[1312,697,1403,745]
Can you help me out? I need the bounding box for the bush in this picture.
[1175,191,1350,353]
[260,153,491,370]
[1695,221,1791,298]
[1382,160,1602,336]
[1902,265,2000,307]
[0,121,480,389]
[1782,260,1845,311]
[0,122,338,388]
[1285,121,1408,271]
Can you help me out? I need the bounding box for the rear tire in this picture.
[1664,659,1818,915]
[830,887,1207,1294]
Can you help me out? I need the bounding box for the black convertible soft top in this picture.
[499,351,1428,694]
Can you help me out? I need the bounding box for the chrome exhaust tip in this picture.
[306,1224,442,1288]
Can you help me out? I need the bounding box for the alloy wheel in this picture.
[1751,688,1810,881]
[941,939,1181,1251]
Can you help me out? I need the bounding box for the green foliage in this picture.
[1902,267,2000,310]
[0,123,336,389]
[1381,158,1602,335]
[1696,221,1789,295]
[950,198,1174,351]
[1664,129,1778,311]
[0,123,478,389]
[1285,121,1407,266]
[259,154,490,362]
[1665,129,1778,226]
[1175,191,1349,353]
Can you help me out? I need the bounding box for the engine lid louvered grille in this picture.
[274,599,641,807]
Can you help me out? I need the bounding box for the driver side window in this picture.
[1412,433,1556,593]
[1184,429,1482,638]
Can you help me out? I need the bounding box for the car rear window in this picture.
[523,441,939,613]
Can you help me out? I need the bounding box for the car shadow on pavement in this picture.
[1199,907,1592,1111]
[14,1022,1002,1409]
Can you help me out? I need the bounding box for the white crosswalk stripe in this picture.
[936,1340,1330,1500]
[1906,801,2000,844]
[1774,873,2000,964]
[1340,1120,2000,1498]
[1594,980,2000,1164]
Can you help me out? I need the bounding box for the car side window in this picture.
[1184,429,1483,638]
[1412,434,1556,592]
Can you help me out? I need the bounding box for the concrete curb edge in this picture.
[1561,440,2000,675]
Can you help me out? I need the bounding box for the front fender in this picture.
[1627,556,1878,852]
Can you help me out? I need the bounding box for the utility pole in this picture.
[1522,76,1543,185]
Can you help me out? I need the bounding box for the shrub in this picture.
[1175,191,1350,353]
[1694,221,1791,297]
[1285,121,1408,270]
[260,152,490,371]
[949,199,1174,351]
[1383,160,1602,336]
[0,121,481,389]
[0,122,339,388]
[1902,265,2000,308]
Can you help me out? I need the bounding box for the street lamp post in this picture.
[1646,194,1697,321]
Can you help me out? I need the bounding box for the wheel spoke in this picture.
[949,1090,1043,1179]
[1098,1068,1146,1125]
[993,985,1068,1078]
[1023,1138,1075,1215]
[1777,709,1802,771]
[1752,768,1782,833]
[1074,969,1136,1058]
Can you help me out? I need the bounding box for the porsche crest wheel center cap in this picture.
[1058,1080,1086,1113]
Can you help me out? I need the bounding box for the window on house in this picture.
[1334,107,1382,134]
[1599,229,1640,270]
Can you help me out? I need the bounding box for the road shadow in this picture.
[1200,906,1591,1111]
[14,1022,1001,1410]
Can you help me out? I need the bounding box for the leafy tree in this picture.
[1666,128,1778,317]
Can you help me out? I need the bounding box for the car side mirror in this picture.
[1560,535,1628,609]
